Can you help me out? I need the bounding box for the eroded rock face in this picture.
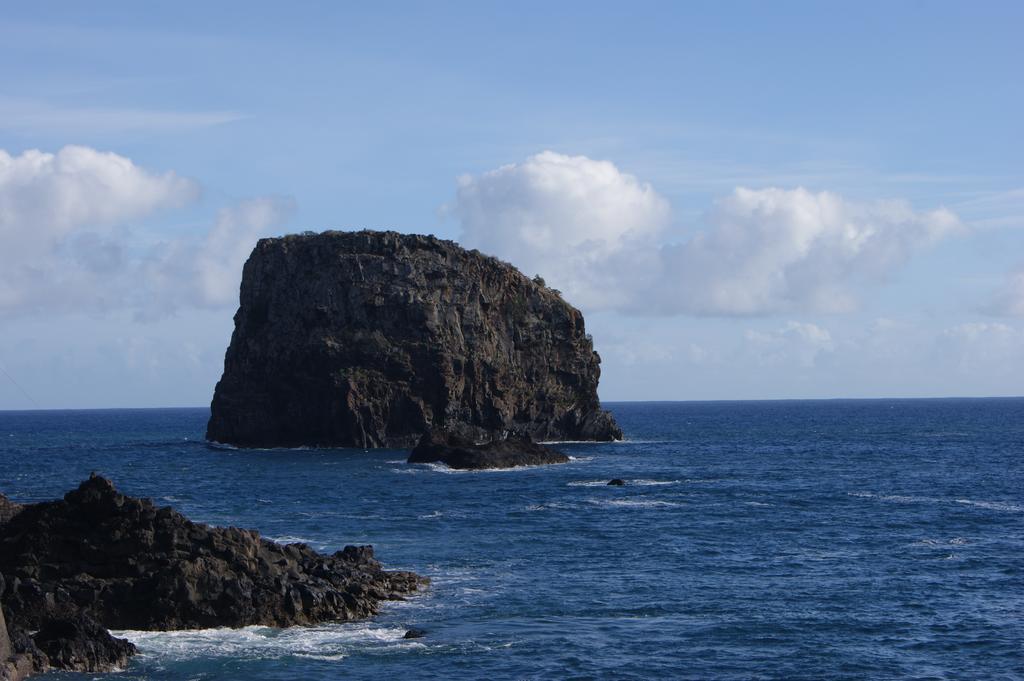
[0,475,425,676]
[408,431,569,470]
[207,230,621,448]
[32,615,135,673]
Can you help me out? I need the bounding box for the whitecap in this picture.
[112,623,420,662]
[954,498,1023,512]
[850,491,1022,513]
[406,461,569,474]
[266,535,316,545]
[567,479,679,488]
[586,498,682,509]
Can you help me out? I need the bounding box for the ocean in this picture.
[1,399,1022,680]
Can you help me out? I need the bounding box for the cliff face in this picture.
[207,230,621,448]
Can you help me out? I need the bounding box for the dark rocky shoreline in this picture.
[0,475,426,679]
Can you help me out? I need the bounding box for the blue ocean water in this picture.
[1,399,1022,680]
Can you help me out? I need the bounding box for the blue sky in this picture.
[1,2,1022,408]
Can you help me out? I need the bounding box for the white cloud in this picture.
[450,150,670,308]
[136,196,295,317]
[744,320,834,368]
[658,187,962,315]
[193,198,297,307]
[0,145,198,312]
[0,145,292,318]
[984,268,1024,317]
[447,153,963,316]
[0,145,197,250]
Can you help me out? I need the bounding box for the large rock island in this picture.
[207,230,621,448]
[0,476,424,678]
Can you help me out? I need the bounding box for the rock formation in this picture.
[0,475,425,676]
[408,430,569,470]
[207,230,621,448]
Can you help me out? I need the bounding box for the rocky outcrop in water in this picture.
[207,230,621,448]
[408,430,569,470]
[0,475,425,676]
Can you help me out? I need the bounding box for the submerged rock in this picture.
[0,475,426,675]
[407,430,569,470]
[607,479,626,486]
[402,628,427,639]
[207,230,621,448]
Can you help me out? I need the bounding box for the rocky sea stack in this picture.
[207,230,621,448]
[0,476,424,677]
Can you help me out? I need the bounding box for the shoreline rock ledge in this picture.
[206,230,621,448]
[0,475,425,678]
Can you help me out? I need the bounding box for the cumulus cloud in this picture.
[659,188,962,315]
[0,145,198,312]
[0,145,293,317]
[0,145,197,248]
[192,198,297,307]
[450,151,670,308]
[448,152,963,316]
[133,196,296,318]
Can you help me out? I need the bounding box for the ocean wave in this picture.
[586,498,682,509]
[911,537,969,547]
[405,461,569,474]
[849,492,1022,513]
[113,623,424,661]
[266,535,318,546]
[567,479,679,487]
[954,498,1023,512]
[522,501,574,512]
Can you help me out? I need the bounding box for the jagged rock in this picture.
[207,230,621,448]
[0,495,22,526]
[408,430,569,470]
[0,476,426,659]
[1,572,36,681]
[607,479,626,486]
[32,614,135,673]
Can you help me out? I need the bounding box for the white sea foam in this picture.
[567,479,679,487]
[418,510,444,519]
[911,537,969,547]
[954,498,1023,512]
[850,492,1022,513]
[586,498,682,509]
[112,623,424,662]
[522,501,574,512]
[405,461,568,474]
[265,535,316,546]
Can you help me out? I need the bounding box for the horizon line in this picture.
[1,394,1023,413]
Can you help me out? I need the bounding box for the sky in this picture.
[1,1,1023,409]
